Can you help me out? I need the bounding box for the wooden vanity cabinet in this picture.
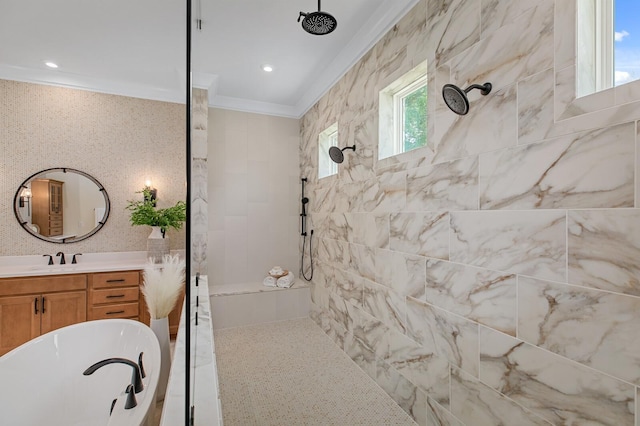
[0,269,185,355]
[0,274,86,356]
[31,179,64,237]
[88,271,140,321]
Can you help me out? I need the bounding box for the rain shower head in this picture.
[329,145,356,164]
[298,0,337,35]
[442,82,492,115]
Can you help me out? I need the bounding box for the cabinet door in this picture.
[0,295,40,356]
[40,291,86,335]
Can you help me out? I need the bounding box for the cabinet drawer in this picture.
[91,287,139,305]
[0,274,86,297]
[49,220,63,228]
[49,228,63,236]
[89,302,138,320]
[91,271,140,289]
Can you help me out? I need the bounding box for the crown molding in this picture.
[206,0,419,118]
[210,95,299,118]
[0,0,419,118]
[293,0,420,117]
[0,64,185,104]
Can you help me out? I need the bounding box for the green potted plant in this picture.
[126,187,186,262]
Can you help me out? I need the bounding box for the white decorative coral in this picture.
[142,254,185,319]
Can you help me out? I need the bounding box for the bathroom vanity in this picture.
[0,254,184,356]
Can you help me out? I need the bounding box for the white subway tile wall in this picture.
[207,109,300,286]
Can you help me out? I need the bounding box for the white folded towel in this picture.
[276,272,295,288]
[263,276,277,287]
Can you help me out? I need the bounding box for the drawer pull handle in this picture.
[106,279,126,283]
[106,310,125,315]
[106,294,125,299]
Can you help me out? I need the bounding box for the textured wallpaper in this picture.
[0,80,186,256]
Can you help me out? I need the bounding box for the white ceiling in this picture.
[0,0,418,118]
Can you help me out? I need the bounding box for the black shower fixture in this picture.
[298,0,337,35]
[329,145,356,164]
[442,82,492,115]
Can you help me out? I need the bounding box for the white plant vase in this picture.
[150,316,171,402]
[147,226,169,263]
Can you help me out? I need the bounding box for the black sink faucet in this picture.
[56,252,65,265]
[43,254,54,265]
[83,357,144,393]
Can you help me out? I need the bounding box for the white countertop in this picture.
[161,275,222,426]
[0,250,185,278]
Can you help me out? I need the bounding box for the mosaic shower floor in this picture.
[214,318,416,425]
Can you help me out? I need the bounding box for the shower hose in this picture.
[301,229,314,281]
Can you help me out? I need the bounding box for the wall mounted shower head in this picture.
[298,0,337,35]
[329,145,356,164]
[442,82,492,115]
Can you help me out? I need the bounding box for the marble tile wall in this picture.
[302,0,640,424]
[191,88,208,274]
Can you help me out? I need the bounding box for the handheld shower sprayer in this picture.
[301,178,309,236]
[300,178,314,280]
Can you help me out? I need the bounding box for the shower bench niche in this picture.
[210,280,310,329]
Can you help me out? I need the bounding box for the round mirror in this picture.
[14,168,110,244]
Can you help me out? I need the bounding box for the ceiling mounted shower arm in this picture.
[297,0,337,35]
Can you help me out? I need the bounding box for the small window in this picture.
[318,123,338,179]
[379,61,427,160]
[577,0,640,97]
[394,76,427,154]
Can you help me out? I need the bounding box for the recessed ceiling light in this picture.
[262,64,273,73]
[45,62,59,69]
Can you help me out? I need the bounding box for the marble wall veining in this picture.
[0,80,186,256]
[191,88,209,274]
[301,0,640,425]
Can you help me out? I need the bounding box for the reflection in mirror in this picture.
[14,168,110,243]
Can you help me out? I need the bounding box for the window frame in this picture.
[318,122,338,179]
[392,75,428,155]
[577,0,614,97]
[378,61,428,162]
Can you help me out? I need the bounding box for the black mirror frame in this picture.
[13,167,111,244]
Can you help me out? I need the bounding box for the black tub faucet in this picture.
[83,357,144,393]
[56,252,65,265]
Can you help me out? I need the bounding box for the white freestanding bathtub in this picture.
[0,319,161,426]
